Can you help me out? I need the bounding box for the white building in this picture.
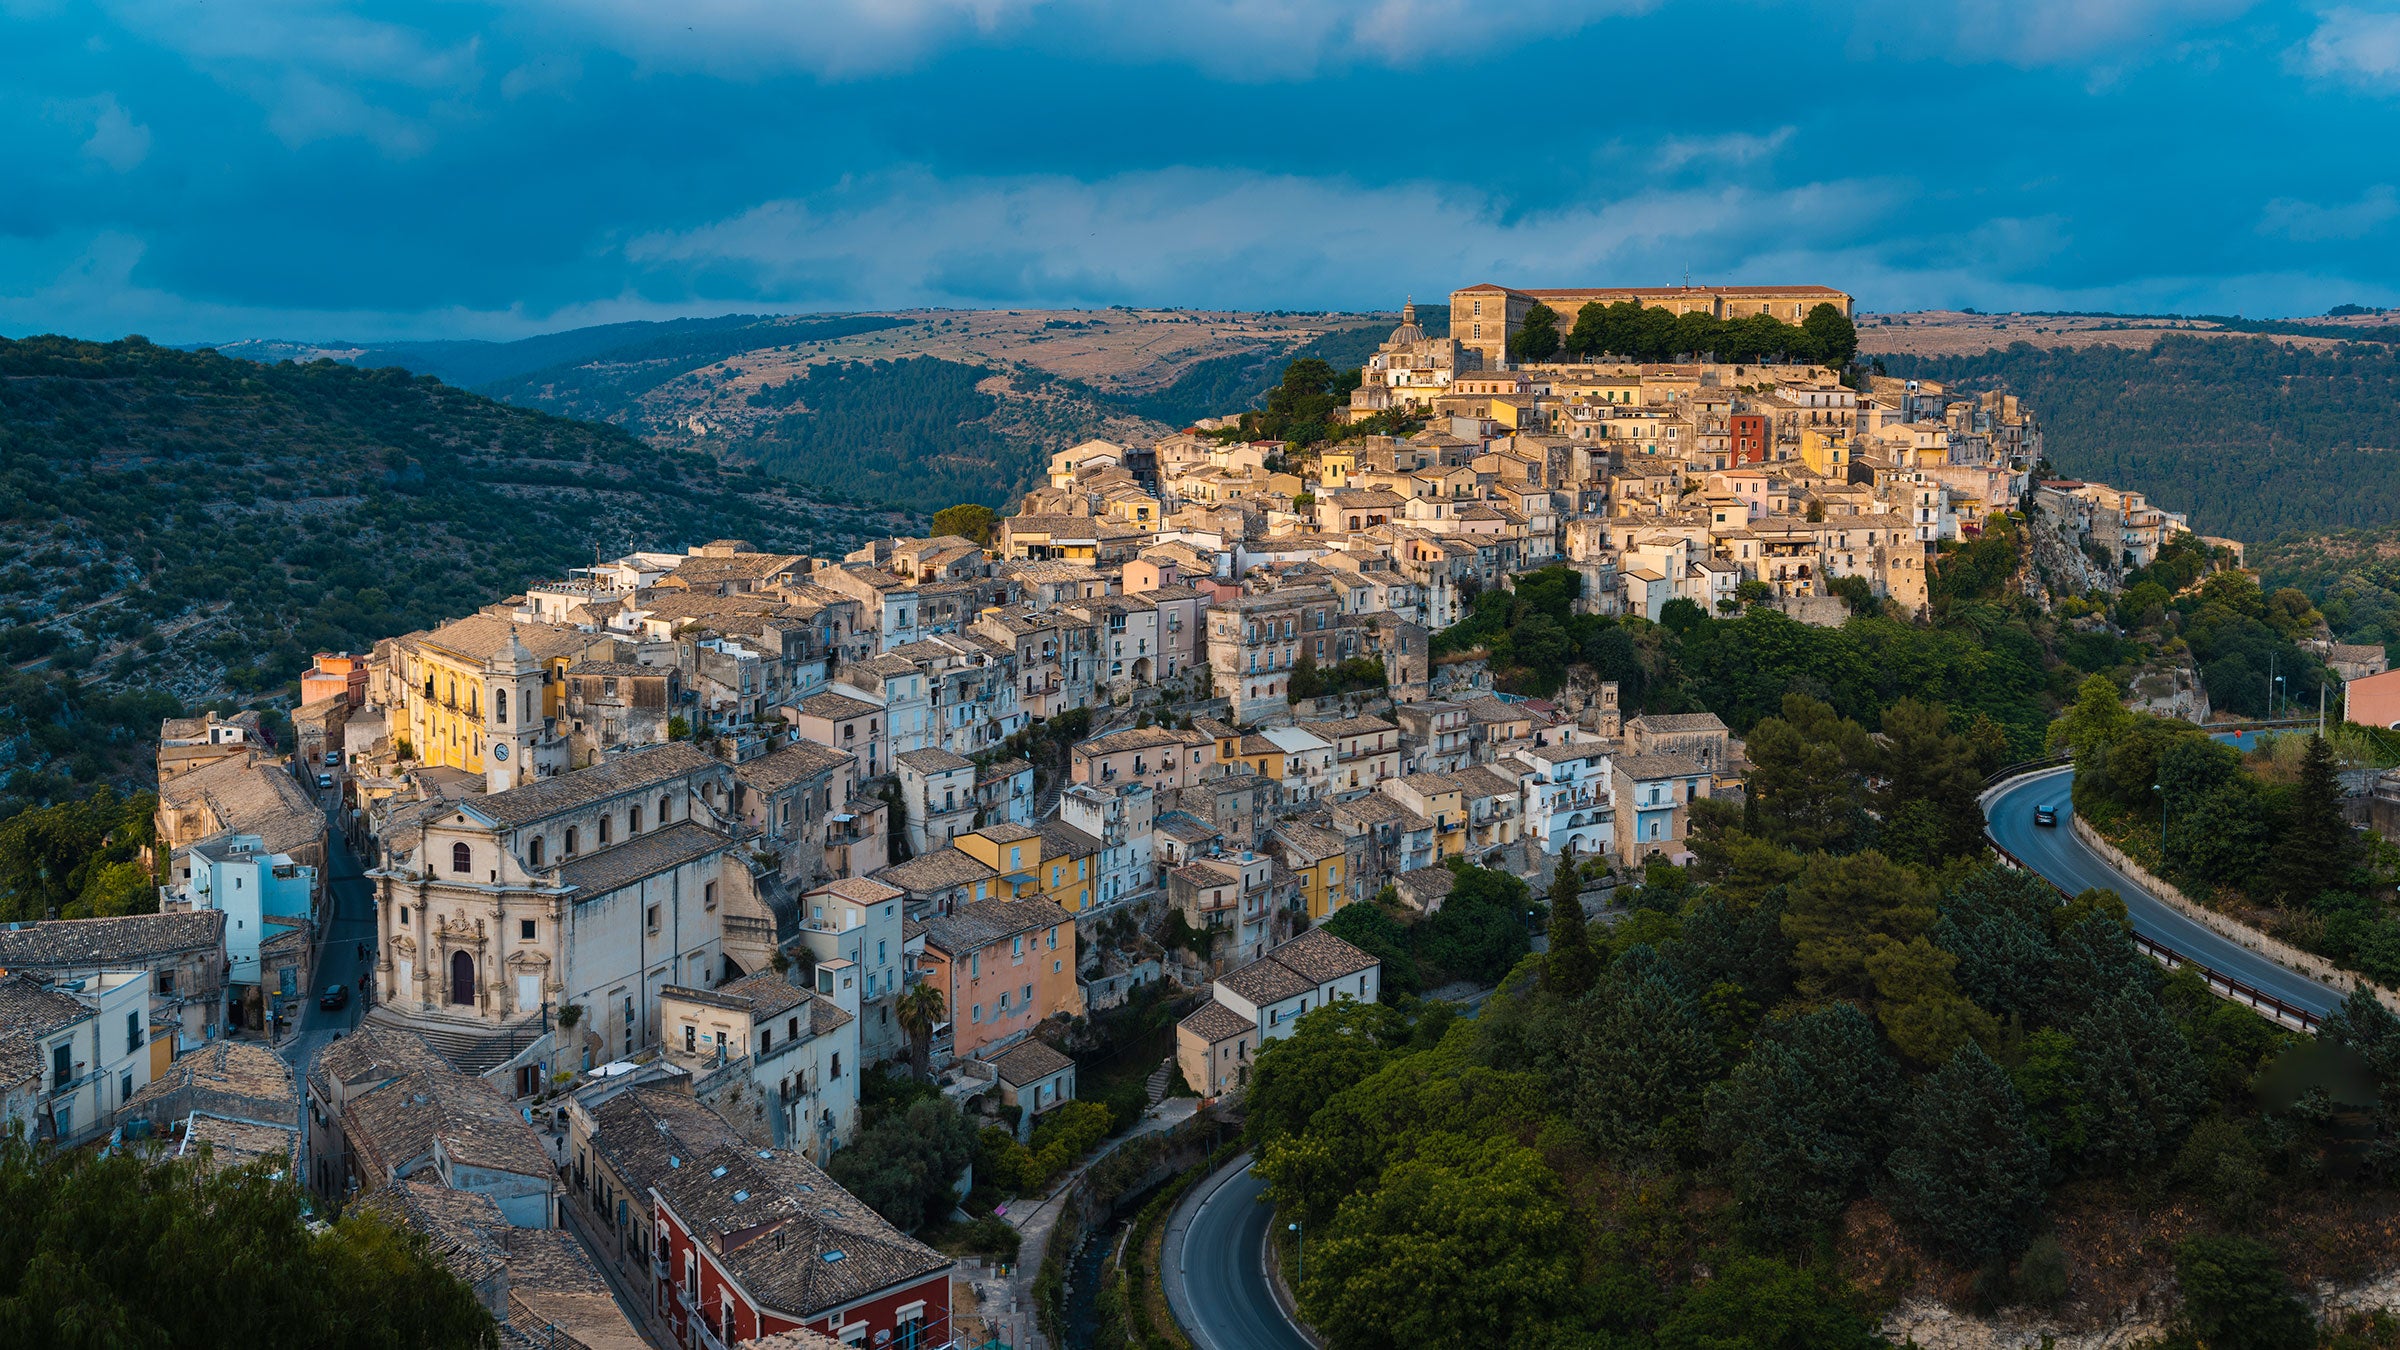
[1174,928,1378,1097]
[1513,743,1614,858]
[1059,782,1157,912]
[367,742,776,1069]
[658,967,861,1162]
[0,968,154,1147]
[895,747,979,857]
[168,832,316,1002]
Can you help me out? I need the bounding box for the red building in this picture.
[1730,413,1768,466]
[581,1085,952,1350]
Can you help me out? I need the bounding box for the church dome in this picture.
[1385,298,1424,348]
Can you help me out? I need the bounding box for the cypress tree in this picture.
[1546,856,1598,997]
[2274,734,2357,906]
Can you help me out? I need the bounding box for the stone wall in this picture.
[2070,815,2400,1013]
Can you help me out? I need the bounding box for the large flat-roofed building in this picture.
[1450,284,1855,369]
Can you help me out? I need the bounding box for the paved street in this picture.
[1161,1151,1314,1350]
[278,785,377,1074]
[1985,763,2341,1019]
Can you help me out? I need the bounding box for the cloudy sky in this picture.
[3,0,2397,343]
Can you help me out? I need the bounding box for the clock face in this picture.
[492,742,510,761]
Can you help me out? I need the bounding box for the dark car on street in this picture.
[2033,802,2058,827]
[319,983,349,1011]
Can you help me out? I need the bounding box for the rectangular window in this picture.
[646,905,660,932]
[520,919,537,940]
[704,882,717,909]
[126,1011,141,1055]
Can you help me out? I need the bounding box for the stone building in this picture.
[367,743,780,1068]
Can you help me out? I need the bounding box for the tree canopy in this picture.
[0,1135,495,1348]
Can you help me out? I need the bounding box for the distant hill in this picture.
[203,307,1401,513]
[1883,335,2400,542]
[196,313,906,393]
[0,335,907,808]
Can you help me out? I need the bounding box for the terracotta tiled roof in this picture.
[0,910,226,967]
[344,1066,556,1182]
[921,899,1075,956]
[592,1087,948,1319]
[470,742,720,827]
[988,1038,1074,1087]
[556,822,735,898]
[1178,1000,1254,1044]
[738,742,855,792]
[872,851,998,893]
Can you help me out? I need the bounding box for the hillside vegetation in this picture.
[1885,336,2400,541]
[0,334,901,810]
[212,308,1406,512]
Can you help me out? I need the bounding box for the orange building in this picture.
[918,898,1081,1062]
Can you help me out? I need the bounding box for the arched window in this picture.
[495,696,507,725]
[564,827,579,856]
[451,842,471,874]
[628,804,643,834]
[659,795,673,822]
[528,836,545,867]
[599,816,612,846]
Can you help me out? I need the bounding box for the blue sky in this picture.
[4,0,2399,343]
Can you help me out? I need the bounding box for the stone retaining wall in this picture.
[2070,815,2400,1014]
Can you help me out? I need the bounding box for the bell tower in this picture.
[484,628,543,793]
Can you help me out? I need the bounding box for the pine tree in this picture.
[2069,984,2205,1172]
[1546,856,1598,997]
[1932,866,2060,1025]
[1882,1042,2050,1260]
[1703,1002,1899,1244]
[1570,946,1722,1162]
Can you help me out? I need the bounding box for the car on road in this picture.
[324,750,341,766]
[316,773,334,789]
[2033,802,2058,827]
[319,983,349,1011]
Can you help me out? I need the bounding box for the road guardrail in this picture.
[1981,759,2323,1035]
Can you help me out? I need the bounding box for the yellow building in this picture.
[948,821,1096,913]
[954,824,1048,900]
[1382,773,1467,859]
[1800,427,1852,478]
[1274,823,1352,920]
[1036,822,1097,913]
[386,616,597,790]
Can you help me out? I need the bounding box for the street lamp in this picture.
[2153,782,2167,871]
[1289,1221,1304,1284]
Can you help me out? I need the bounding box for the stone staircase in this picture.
[364,1004,547,1076]
[1144,1054,1175,1108]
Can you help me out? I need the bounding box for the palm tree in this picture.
[895,981,947,1079]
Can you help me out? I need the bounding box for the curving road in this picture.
[1984,764,2341,1019]
[1162,1152,1315,1350]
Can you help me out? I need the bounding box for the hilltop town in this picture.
[3,282,2243,1350]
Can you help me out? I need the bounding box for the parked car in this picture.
[325,750,341,766]
[2033,803,2058,827]
[319,983,349,1011]
[316,773,334,790]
